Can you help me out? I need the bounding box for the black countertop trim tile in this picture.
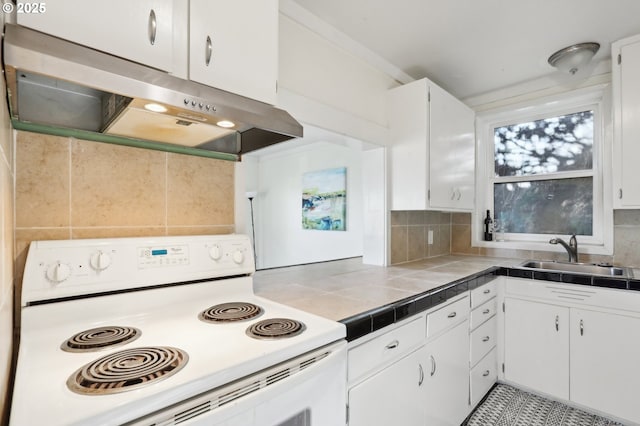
[560,273,592,286]
[413,292,434,312]
[371,306,396,331]
[629,280,640,291]
[394,299,416,322]
[592,277,629,290]
[340,312,372,341]
[508,269,533,279]
[533,271,562,282]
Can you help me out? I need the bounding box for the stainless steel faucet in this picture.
[549,234,578,263]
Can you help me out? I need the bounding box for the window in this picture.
[493,110,594,236]
[475,86,612,253]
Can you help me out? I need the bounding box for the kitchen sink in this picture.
[519,260,634,278]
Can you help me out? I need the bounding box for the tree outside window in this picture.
[493,110,594,236]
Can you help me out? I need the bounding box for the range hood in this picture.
[2,24,303,161]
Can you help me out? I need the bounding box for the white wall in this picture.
[362,147,386,265]
[251,141,364,269]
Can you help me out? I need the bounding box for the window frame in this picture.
[473,85,613,255]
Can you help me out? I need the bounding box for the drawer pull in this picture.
[483,289,491,294]
[555,315,559,332]
[482,336,490,342]
[385,340,399,350]
[483,309,491,315]
[430,355,436,377]
[418,364,424,386]
[447,312,457,318]
[482,370,490,377]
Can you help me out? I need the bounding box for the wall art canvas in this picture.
[302,167,346,231]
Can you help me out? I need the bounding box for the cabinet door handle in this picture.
[418,364,424,386]
[385,340,399,350]
[482,370,490,377]
[555,315,559,332]
[447,312,457,318]
[580,319,584,336]
[456,189,461,200]
[482,336,490,342]
[482,309,491,315]
[430,355,436,377]
[148,9,157,45]
[483,289,491,295]
[205,36,213,66]
[450,190,456,200]
[619,188,623,199]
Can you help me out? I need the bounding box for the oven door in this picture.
[132,341,347,426]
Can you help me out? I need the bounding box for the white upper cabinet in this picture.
[189,0,278,105]
[388,78,475,211]
[612,34,640,208]
[16,0,175,72]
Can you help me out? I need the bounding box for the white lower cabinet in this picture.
[570,308,640,423]
[504,297,569,399]
[347,295,472,426]
[348,346,426,426]
[503,279,640,424]
[424,319,470,426]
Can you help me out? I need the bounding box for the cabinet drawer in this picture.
[470,347,497,407]
[427,295,469,338]
[470,316,496,367]
[470,297,497,330]
[348,316,425,383]
[471,280,497,309]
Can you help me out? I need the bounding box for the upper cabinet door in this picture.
[16,0,174,72]
[189,0,278,105]
[387,78,475,211]
[612,34,640,208]
[388,79,430,210]
[429,83,475,211]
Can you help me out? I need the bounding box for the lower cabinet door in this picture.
[570,308,640,424]
[348,346,426,426]
[424,320,470,426]
[504,297,569,400]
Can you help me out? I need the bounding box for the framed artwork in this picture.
[302,167,346,231]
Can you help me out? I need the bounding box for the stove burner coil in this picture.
[67,346,188,395]
[61,326,141,352]
[246,318,306,340]
[199,302,263,323]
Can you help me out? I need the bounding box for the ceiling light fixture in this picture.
[548,42,600,75]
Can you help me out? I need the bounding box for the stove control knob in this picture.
[209,245,222,261]
[46,262,71,283]
[232,249,244,264]
[90,251,112,271]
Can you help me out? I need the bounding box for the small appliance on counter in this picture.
[10,234,346,426]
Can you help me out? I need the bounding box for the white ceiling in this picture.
[290,0,640,99]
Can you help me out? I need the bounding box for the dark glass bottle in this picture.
[484,210,493,241]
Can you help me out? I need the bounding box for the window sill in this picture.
[472,239,613,257]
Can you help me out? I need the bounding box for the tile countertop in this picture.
[254,255,640,342]
[253,255,520,340]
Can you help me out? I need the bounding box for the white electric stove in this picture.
[10,235,347,426]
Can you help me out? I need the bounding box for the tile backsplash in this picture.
[14,132,236,284]
[390,211,451,264]
[392,211,640,268]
